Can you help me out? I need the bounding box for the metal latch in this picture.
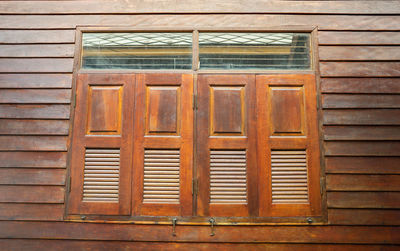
[172,217,178,236]
[209,218,216,236]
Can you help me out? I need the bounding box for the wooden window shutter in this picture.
[68,74,134,215]
[256,74,322,217]
[197,75,258,217]
[132,74,193,216]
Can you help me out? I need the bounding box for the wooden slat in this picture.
[0,204,64,221]
[323,110,400,125]
[0,222,398,244]
[1,15,400,30]
[321,78,400,94]
[319,31,400,45]
[319,46,400,61]
[320,62,400,77]
[0,74,72,89]
[0,59,73,73]
[0,30,75,44]
[328,192,400,209]
[0,168,65,185]
[0,119,69,135]
[0,152,66,168]
[0,240,399,251]
[326,157,400,174]
[0,89,71,104]
[0,44,74,58]
[327,174,400,191]
[329,209,400,226]
[325,141,400,156]
[324,126,400,140]
[0,104,70,119]
[322,94,400,108]
[1,1,400,14]
[0,136,67,151]
[0,185,64,203]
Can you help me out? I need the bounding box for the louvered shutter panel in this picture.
[256,74,322,217]
[197,75,258,217]
[68,74,134,215]
[132,74,193,216]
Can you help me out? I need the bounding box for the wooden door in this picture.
[196,75,258,217]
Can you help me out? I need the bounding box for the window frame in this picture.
[65,26,327,225]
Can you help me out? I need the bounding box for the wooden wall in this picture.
[0,1,399,250]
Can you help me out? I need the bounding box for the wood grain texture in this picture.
[322,94,400,108]
[0,222,398,244]
[0,168,65,185]
[0,203,64,221]
[320,62,400,77]
[0,152,67,168]
[328,192,400,209]
[0,119,69,135]
[0,30,75,44]
[0,89,71,104]
[0,185,64,203]
[327,174,400,191]
[0,74,72,89]
[0,104,70,119]
[326,157,400,174]
[0,44,74,57]
[1,15,400,30]
[0,59,73,73]
[323,110,400,125]
[0,240,399,251]
[324,126,400,140]
[319,31,400,45]
[320,78,400,94]
[325,141,400,156]
[319,46,400,61]
[329,209,400,225]
[0,136,67,151]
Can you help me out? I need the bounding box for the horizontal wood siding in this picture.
[0,0,399,249]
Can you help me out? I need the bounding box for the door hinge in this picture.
[73,93,77,108]
[192,94,197,110]
[68,176,72,193]
[320,177,324,196]
[192,179,199,195]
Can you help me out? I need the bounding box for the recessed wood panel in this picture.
[146,86,180,135]
[210,86,245,136]
[270,86,305,135]
[87,86,122,135]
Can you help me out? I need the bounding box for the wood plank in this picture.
[0,119,69,135]
[0,136,68,151]
[0,59,73,73]
[0,89,71,104]
[320,62,400,77]
[0,240,398,251]
[0,168,66,185]
[323,110,400,125]
[326,157,400,174]
[0,222,398,244]
[325,141,400,156]
[0,185,64,203]
[322,94,400,108]
[0,30,75,44]
[0,152,67,168]
[0,104,70,119]
[328,192,400,209]
[324,126,400,140]
[0,44,74,58]
[0,203,64,221]
[329,209,400,226]
[0,74,72,89]
[319,31,400,45]
[319,46,400,61]
[1,15,400,30]
[1,1,399,14]
[321,78,400,94]
[327,174,400,191]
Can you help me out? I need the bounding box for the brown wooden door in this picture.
[196,75,258,217]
